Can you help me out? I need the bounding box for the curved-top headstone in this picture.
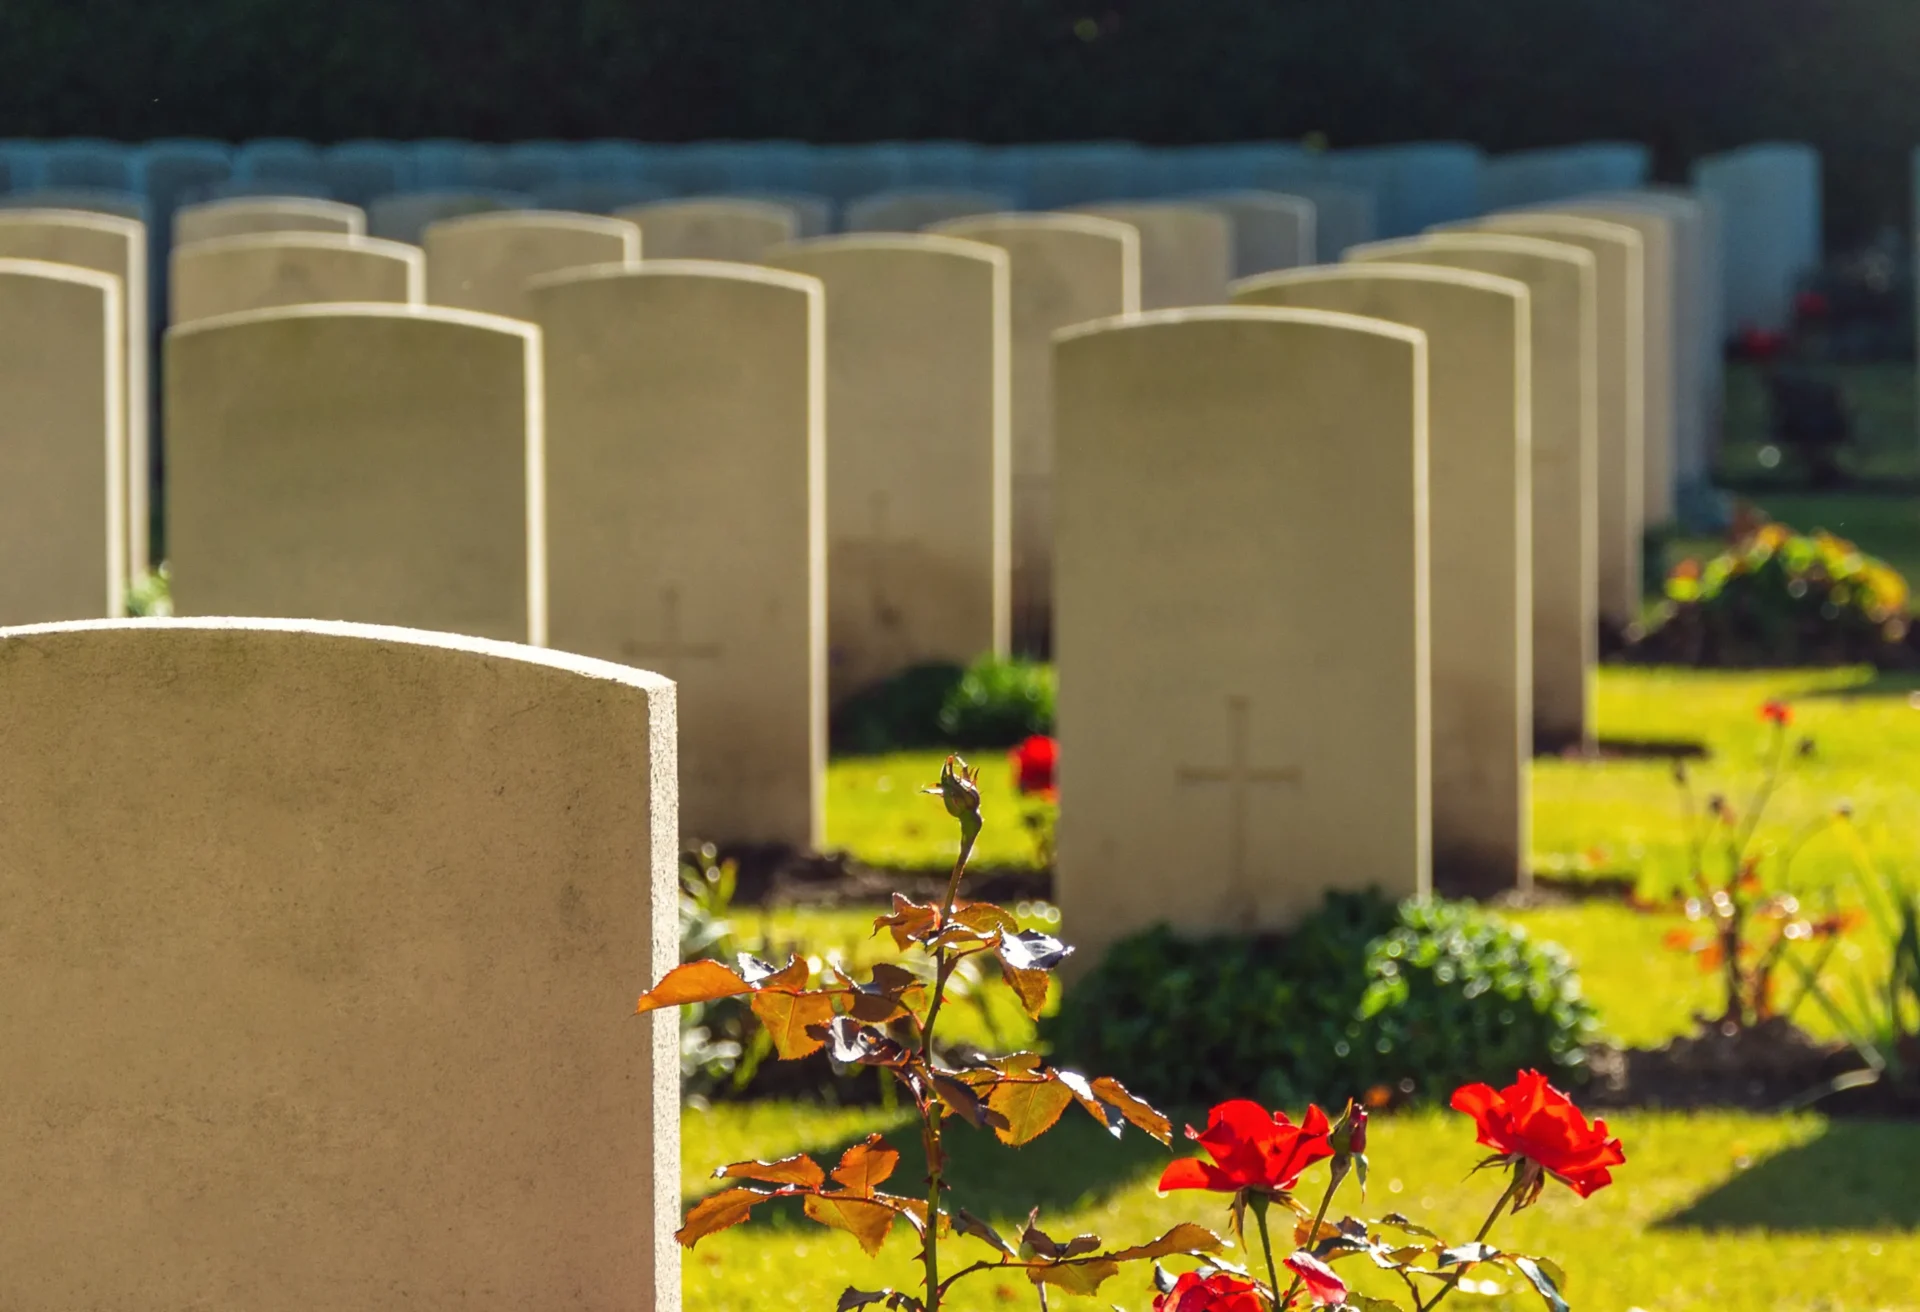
[232,138,325,191]
[534,179,673,214]
[165,304,546,645]
[0,616,678,1312]
[843,189,1013,233]
[1193,191,1316,276]
[619,197,798,260]
[1447,213,1644,627]
[1691,142,1820,335]
[1348,233,1597,750]
[1549,197,1684,524]
[42,138,135,191]
[929,212,1139,655]
[424,210,639,319]
[0,187,147,220]
[320,140,409,206]
[366,190,532,245]
[763,235,1011,700]
[0,260,125,625]
[1053,307,1431,966]
[1324,142,1484,235]
[1071,201,1232,308]
[531,261,825,848]
[1480,143,1651,211]
[174,196,366,245]
[171,232,424,322]
[1234,264,1531,895]
[730,190,835,238]
[140,139,234,214]
[0,208,149,577]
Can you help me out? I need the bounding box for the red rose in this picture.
[1010,734,1058,799]
[1154,1271,1266,1312]
[1760,700,1792,727]
[1284,1251,1348,1307]
[1158,1099,1334,1196]
[1795,290,1830,320]
[1450,1070,1625,1199]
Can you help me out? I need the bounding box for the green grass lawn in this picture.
[1720,362,1919,485]
[688,666,1920,1308]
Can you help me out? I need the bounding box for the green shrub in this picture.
[1631,522,1912,666]
[1042,891,1600,1108]
[830,655,1054,754]
[937,654,1055,745]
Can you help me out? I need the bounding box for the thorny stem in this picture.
[1273,1166,1341,1309]
[1416,1172,1526,1312]
[918,816,979,1311]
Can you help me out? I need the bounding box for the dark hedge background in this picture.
[1,0,1915,245]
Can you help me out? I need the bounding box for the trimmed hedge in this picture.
[0,1,1910,242]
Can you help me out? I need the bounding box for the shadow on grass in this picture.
[686,1103,1181,1228]
[1658,1120,1920,1231]
[1796,670,1920,700]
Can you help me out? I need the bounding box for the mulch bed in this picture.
[716,842,1051,909]
[1584,1018,1919,1117]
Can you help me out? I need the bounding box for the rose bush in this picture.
[635,756,1619,1311]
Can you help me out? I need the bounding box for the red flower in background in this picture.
[1010,734,1058,799]
[1761,700,1793,727]
[1735,325,1789,361]
[1450,1071,1624,1199]
[1158,1100,1333,1196]
[1153,1271,1265,1312]
[1795,290,1831,321]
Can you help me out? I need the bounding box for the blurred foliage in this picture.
[1634,522,1912,665]
[831,655,1053,754]
[1042,891,1599,1110]
[5,2,1920,241]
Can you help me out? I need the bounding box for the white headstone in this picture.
[1690,143,1820,334]
[171,233,424,322]
[1070,202,1232,309]
[423,210,639,318]
[174,196,366,245]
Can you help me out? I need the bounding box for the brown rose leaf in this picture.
[1090,1076,1173,1144]
[1107,1223,1226,1263]
[873,894,941,949]
[988,1075,1076,1146]
[674,1187,768,1247]
[830,1134,901,1197]
[804,1194,899,1256]
[714,1153,826,1188]
[750,989,838,1060]
[1027,1259,1121,1295]
[636,959,751,1014]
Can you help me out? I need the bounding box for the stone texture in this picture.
[1234,264,1530,895]
[619,198,798,260]
[0,260,124,624]
[844,189,1013,232]
[173,196,366,245]
[1691,143,1820,335]
[166,305,545,645]
[171,233,424,322]
[1194,191,1316,276]
[928,213,1140,655]
[0,209,150,576]
[1070,202,1232,309]
[763,236,1010,699]
[0,616,679,1312]
[367,191,532,245]
[1449,213,1643,626]
[531,261,824,849]
[424,210,639,319]
[1054,307,1430,966]
[1348,233,1596,749]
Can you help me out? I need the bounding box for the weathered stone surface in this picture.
[171,233,423,322]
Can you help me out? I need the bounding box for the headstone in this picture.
[166,305,545,645]
[321,140,410,206]
[411,140,493,189]
[487,142,574,195]
[928,213,1140,655]
[619,197,796,260]
[0,209,150,577]
[1193,191,1316,276]
[1281,182,1377,260]
[366,191,532,245]
[0,188,146,220]
[806,144,912,203]
[1587,188,1720,499]
[1690,143,1821,334]
[0,616,678,1312]
[1054,307,1430,966]
[0,139,46,191]
[1448,213,1643,627]
[203,179,336,202]
[1480,143,1651,211]
[763,235,1011,699]
[1548,198,1684,526]
[729,191,834,237]
[1348,234,1596,750]
[535,179,672,214]
[530,262,824,848]
[232,138,326,192]
[1070,202,1231,309]
[1324,143,1484,235]
[1234,265,1531,894]
[902,141,984,188]
[174,196,365,245]
[42,138,134,191]
[0,260,125,624]
[424,210,639,319]
[575,139,648,186]
[138,139,234,214]
[843,189,1013,233]
[1014,143,1142,209]
[171,233,424,322]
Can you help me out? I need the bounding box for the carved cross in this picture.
[1176,695,1302,892]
